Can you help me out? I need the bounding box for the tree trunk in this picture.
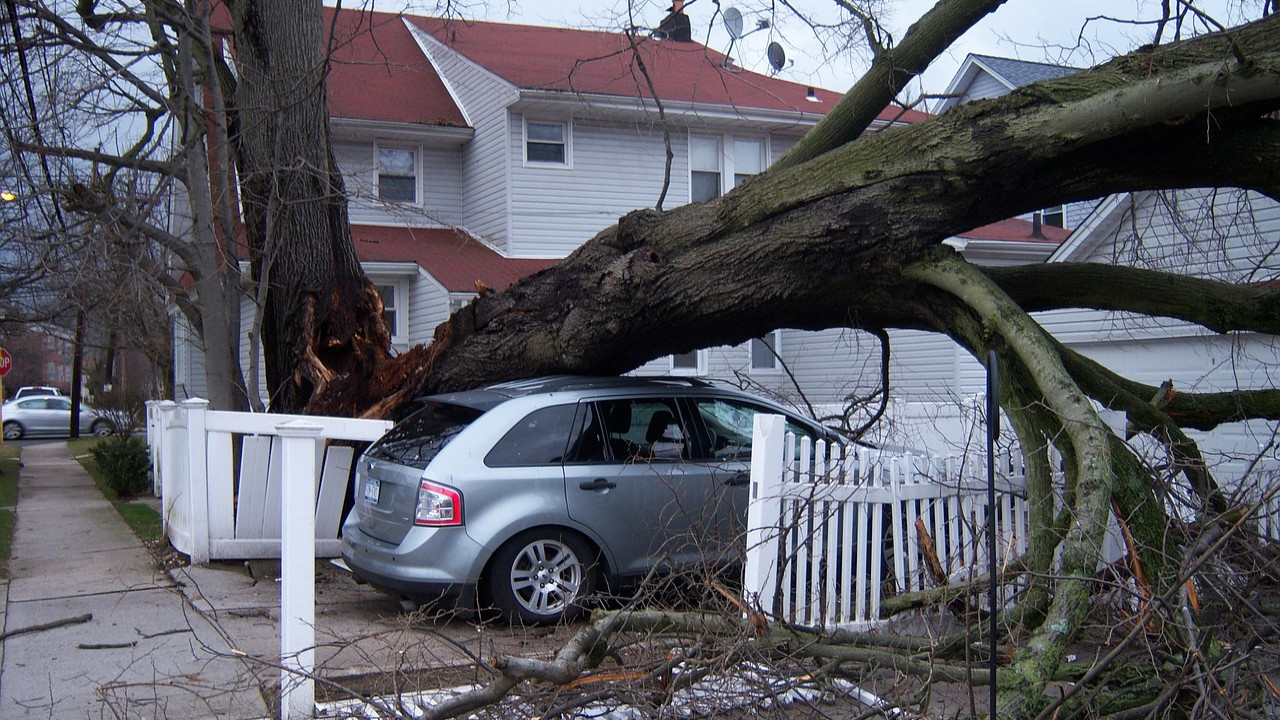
[229,0,388,412]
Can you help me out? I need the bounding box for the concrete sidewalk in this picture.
[0,441,268,720]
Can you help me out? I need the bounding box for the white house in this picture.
[177,6,937,400]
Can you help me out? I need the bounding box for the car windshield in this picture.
[367,402,483,469]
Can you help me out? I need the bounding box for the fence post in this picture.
[276,420,323,720]
[152,401,179,520]
[181,399,211,565]
[744,414,786,619]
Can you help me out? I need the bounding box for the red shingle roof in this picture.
[406,15,926,122]
[325,9,466,127]
[350,225,557,292]
[959,218,1070,244]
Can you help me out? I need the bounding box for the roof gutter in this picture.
[330,117,475,144]
[512,89,833,129]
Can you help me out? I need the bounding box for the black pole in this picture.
[986,349,1000,718]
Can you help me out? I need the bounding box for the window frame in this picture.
[524,118,571,167]
[375,144,419,204]
[690,133,767,203]
[749,329,782,373]
[374,280,407,345]
[1041,205,1066,228]
[668,349,706,376]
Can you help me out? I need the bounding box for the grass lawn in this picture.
[68,437,164,542]
[0,443,21,577]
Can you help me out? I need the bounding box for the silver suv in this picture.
[341,376,834,624]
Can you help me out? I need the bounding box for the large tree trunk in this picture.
[228,0,388,412]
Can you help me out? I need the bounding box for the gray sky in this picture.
[391,0,1252,108]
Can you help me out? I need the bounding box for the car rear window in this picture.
[367,402,483,470]
[484,404,576,467]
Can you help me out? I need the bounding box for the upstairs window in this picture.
[378,147,417,203]
[1041,205,1065,228]
[526,120,567,164]
[691,134,765,203]
[690,135,722,203]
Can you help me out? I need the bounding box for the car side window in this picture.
[49,398,72,411]
[485,404,577,468]
[569,398,690,463]
[691,398,815,461]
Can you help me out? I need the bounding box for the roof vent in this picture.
[654,0,692,42]
[806,87,820,102]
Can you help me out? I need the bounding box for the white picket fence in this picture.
[146,399,393,565]
[744,414,1028,630]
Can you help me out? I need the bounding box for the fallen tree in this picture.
[305,3,1280,717]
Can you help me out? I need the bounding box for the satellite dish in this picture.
[767,41,786,72]
[723,7,744,39]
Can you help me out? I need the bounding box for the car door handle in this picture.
[724,472,750,487]
[579,478,617,491]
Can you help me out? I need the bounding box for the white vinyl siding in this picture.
[173,315,208,401]
[960,73,1010,103]
[408,22,520,252]
[508,117,683,257]
[406,271,449,350]
[335,140,463,227]
[1089,189,1280,281]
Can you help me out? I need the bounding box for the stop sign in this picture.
[0,347,11,377]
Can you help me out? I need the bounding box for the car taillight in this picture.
[415,481,462,526]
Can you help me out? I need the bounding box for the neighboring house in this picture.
[851,54,1280,481]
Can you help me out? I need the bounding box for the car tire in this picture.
[91,420,114,437]
[3,421,23,441]
[486,529,597,625]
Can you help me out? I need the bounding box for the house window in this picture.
[750,330,781,372]
[733,137,763,188]
[378,147,417,203]
[669,349,705,375]
[692,134,765,202]
[690,135,722,203]
[1041,205,1065,228]
[526,120,567,164]
[377,283,404,342]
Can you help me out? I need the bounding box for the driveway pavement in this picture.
[0,441,576,720]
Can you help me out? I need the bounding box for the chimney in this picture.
[1031,211,1045,239]
[655,1,692,42]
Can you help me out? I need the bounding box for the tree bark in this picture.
[229,0,388,412]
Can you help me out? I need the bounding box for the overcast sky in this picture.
[389,0,1253,108]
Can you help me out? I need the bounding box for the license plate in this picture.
[363,477,380,504]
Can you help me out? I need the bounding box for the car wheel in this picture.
[3,421,23,441]
[487,530,596,625]
[91,420,114,437]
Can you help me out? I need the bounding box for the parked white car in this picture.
[12,385,62,400]
[2,396,114,440]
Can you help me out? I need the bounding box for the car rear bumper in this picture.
[340,515,484,608]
